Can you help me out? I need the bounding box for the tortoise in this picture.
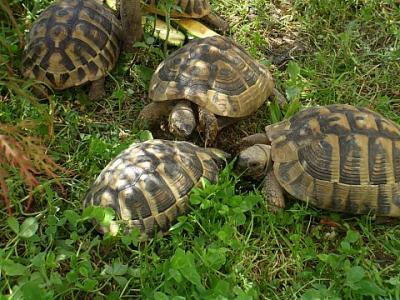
[139,35,275,145]
[22,0,122,100]
[83,139,228,239]
[143,0,229,32]
[235,104,400,217]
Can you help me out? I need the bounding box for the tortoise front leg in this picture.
[262,170,285,212]
[138,102,174,127]
[120,0,143,52]
[89,77,106,100]
[200,12,229,33]
[198,107,219,146]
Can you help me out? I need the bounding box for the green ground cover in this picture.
[1,0,400,298]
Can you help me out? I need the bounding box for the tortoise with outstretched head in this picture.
[236,104,400,216]
[84,139,228,240]
[139,35,275,145]
[22,0,121,100]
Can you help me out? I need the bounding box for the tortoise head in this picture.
[235,144,272,179]
[168,102,196,137]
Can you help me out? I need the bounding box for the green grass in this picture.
[1,0,400,299]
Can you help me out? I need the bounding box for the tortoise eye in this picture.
[249,162,259,168]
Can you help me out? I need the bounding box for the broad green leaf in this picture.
[239,195,261,211]
[31,252,46,267]
[82,278,98,291]
[226,195,242,207]
[217,204,229,215]
[169,268,182,282]
[340,241,351,252]
[344,229,360,244]
[346,266,364,283]
[50,272,62,285]
[79,266,89,277]
[88,137,109,157]
[387,276,400,285]
[114,276,128,287]
[100,207,116,226]
[154,292,169,300]
[301,284,340,300]
[106,261,128,276]
[84,206,104,222]
[19,217,38,239]
[47,215,59,226]
[287,61,300,79]
[285,86,302,101]
[66,270,78,283]
[233,212,246,225]
[170,248,202,288]
[64,210,81,226]
[213,279,230,296]
[7,217,19,234]
[204,247,228,270]
[107,292,120,300]
[317,254,341,269]
[217,225,234,244]
[355,279,386,296]
[21,281,47,300]
[138,130,154,141]
[136,65,155,88]
[190,194,203,205]
[0,259,27,276]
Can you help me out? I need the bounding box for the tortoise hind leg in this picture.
[89,77,106,100]
[262,171,285,213]
[31,84,50,100]
[200,12,229,33]
[198,107,219,146]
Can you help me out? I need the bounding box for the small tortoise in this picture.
[22,0,122,100]
[83,139,227,239]
[143,0,229,32]
[139,35,275,145]
[236,104,400,217]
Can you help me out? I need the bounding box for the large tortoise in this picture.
[236,104,400,216]
[139,35,275,145]
[143,0,229,32]
[84,139,228,239]
[22,0,122,100]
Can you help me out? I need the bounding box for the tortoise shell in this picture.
[83,139,227,239]
[148,35,274,118]
[144,0,211,18]
[267,104,400,216]
[22,0,121,90]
